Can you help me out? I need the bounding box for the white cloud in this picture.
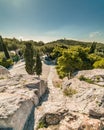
[89,31,101,38]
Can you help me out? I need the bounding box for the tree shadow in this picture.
[23,106,35,130]
[0,128,13,130]
[25,82,40,90]
[38,87,50,106]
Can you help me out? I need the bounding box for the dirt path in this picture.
[34,65,67,129]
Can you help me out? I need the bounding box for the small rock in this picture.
[89,107,104,118]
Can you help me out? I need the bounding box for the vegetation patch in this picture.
[37,120,46,129]
[63,87,77,97]
[79,75,94,84]
[0,77,5,80]
[52,80,62,88]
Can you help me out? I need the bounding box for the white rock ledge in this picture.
[0,74,47,130]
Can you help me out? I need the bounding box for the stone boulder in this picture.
[37,109,69,128]
[89,107,104,118]
[37,111,103,130]
[37,69,104,130]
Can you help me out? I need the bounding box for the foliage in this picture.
[12,54,20,62]
[0,52,4,59]
[56,45,104,79]
[24,42,35,75]
[79,75,94,84]
[35,52,42,77]
[50,46,63,60]
[93,58,104,69]
[37,121,46,129]
[0,77,5,80]
[63,87,77,97]
[89,42,97,54]
[56,47,84,79]
[87,53,102,69]
[0,36,10,59]
[0,58,13,68]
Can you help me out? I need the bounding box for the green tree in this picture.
[50,46,63,60]
[56,49,83,79]
[93,58,104,68]
[24,42,35,75]
[0,36,10,59]
[35,52,42,78]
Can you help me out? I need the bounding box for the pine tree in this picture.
[35,52,42,78]
[24,42,35,75]
[0,36,10,59]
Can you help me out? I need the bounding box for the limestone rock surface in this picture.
[0,62,47,130]
[36,68,104,130]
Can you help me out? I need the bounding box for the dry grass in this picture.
[53,80,62,88]
[63,87,77,97]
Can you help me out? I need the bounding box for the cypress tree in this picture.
[89,42,96,54]
[35,52,42,77]
[0,36,10,59]
[24,42,35,75]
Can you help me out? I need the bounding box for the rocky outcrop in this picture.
[0,73,47,130]
[89,107,104,118]
[37,109,103,130]
[37,109,69,128]
[36,68,104,130]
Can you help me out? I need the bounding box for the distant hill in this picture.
[44,39,104,51]
[0,37,104,53]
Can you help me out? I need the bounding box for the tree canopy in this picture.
[35,52,42,77]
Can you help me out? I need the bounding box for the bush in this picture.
[79,75,94,84]
[79,75,86,81]
[63,87,77,97]
[37,120,46,129]
[12,54,20,62]
[0,58,13,68]
[93,59,104,69]
[0,52,4,59]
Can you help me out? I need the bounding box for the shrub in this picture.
[0,58,13,68]
[93,59,104,69]
[37,120,46,129]
[0,77,5,80]
[79,75,86,81]
[12,54,20,62]
[63,87,77,97]
[79,75,94,84]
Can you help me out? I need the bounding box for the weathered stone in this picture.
[0,64,47,130]
[37,109,69,129]
[36,68,104,130]
[89,107,104,118]
[45,113,62,125]
[0,65,10,76]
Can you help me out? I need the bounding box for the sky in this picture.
[0,0,104,43]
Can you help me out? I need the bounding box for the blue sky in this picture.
[0,0,104,43]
